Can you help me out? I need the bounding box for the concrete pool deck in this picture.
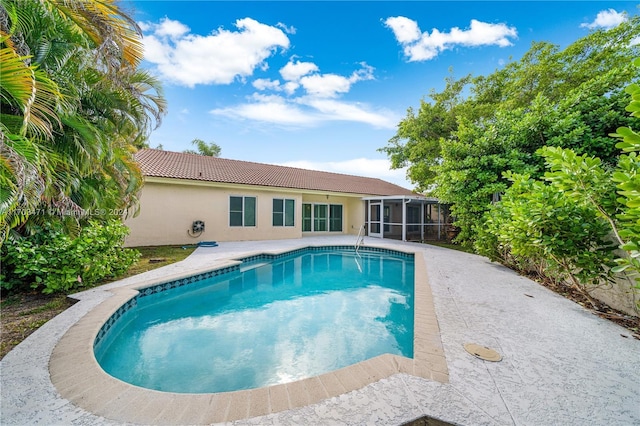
[1,236,639,425]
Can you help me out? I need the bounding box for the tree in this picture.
[475,153,616,308]
[474,64,640,310]
[184,139,222,157]
[381,18,639,244]
[435,71,636,242]
[609,64,640,294]
[378,74,470,192]
[0,0,167,242]
[380,17,640,195]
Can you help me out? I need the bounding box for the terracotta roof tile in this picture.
[135,149,417,197]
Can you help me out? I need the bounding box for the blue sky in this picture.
[124,1,639,189]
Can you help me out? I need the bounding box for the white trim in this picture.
[364,196,447,242]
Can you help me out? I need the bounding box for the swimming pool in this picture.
[94,246,414,393]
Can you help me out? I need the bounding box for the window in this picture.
[329,204,343,231]
[273,198,295,227]
[314,204,327,231]
[302,203,312,232]
[230,196,256,227]
[302,203,343,232]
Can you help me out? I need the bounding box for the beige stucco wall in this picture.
[589,275,639,317]
[124,178,365,247]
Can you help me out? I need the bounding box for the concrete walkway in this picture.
[1,236,639,425]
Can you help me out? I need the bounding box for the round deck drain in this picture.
[463,343,502,362]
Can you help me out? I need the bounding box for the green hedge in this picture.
[1,220,139,294]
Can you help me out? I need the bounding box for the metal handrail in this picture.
[355,224,365,255]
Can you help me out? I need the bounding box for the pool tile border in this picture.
[49,244,448,424]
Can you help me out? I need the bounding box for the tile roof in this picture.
[135,149,417,197]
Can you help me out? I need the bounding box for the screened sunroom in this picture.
[362,196,451,242]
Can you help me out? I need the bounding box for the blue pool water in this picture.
[95,248,414,393]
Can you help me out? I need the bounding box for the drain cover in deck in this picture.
[463,343,502,362]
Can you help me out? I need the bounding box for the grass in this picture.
[0,293,72,359]
[111,245,195,280]
[19,296,70,316]
[0,245,195,359]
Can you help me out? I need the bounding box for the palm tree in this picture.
[0,0,166,242]
[184,139,222,157]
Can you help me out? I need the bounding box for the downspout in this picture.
[420,202,425,242]
[381,200,385,239]
[403,197,411,242]
[366,199,370,236]
[437,203,441,240]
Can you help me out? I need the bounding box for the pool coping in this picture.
[49,243,448,425]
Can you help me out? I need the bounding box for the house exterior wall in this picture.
[124,178,365,247]
[300,194,366,237]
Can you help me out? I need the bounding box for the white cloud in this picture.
[210,94,396,129]
[142,32,172,65]
[385,16,517,62]
[283,81,299,95]
[277,159,412,189]
[214,102,313,125]
[280,60,319,81]
[383,16,421,43]
[299,74,353,98]
[210,61,394,129]
[302,98,395,128]
[292,62,374,98]
[140,17,393,130]
[581,9,627,29]
[253,78,281,91]
[211,94,317,126]
[153,17,190,38]
[138,21,152,32]
[140,17,290,87]
[276,22,296,34]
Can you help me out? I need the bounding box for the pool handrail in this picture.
[355,224,365,255]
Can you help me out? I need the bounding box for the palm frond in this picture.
[47,0,144,69]
[0,42,62,138]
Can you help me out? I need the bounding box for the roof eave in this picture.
[143,176,395,198]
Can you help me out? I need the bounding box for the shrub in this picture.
[475,170,615,307]
[1,220,139,294]
[610,72,640,292]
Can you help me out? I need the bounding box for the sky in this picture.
[123,1,639,190]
